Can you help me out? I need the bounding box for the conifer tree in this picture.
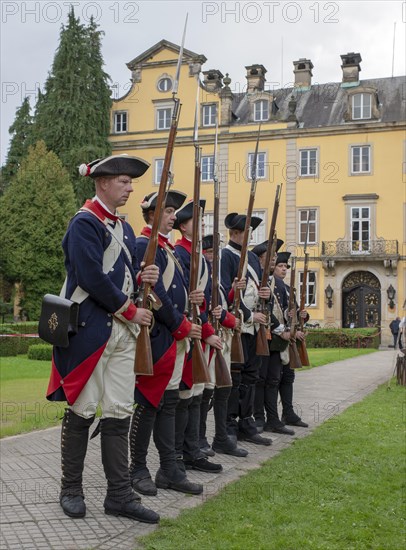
[0,141,76,319]
[32,8,112,205]
[1,97,33,194]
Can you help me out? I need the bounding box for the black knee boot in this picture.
[101,417,160,524]
[264,383,283,429]
[154,390,203,495]
[226,369,242,437]
[184,393,222,473]
[60,409,95,518]
[253,379,265,430]
[129,403,157,496]
[212,386,248,457]
[199,387,214,453]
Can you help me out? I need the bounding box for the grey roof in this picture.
[231,76,405,127]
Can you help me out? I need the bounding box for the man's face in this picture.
[259,252,266,269]
[103,175,133,209]
[203,248,214,265]
[160,207,177,234]
[180,218,193,239]
[230,230,244,245]
[273,262,289,279]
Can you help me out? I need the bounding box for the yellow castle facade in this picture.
[109,41,406,346]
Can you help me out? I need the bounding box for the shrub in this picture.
[0,321,39,334]
[0,335,43,356]
[306,328,380,349]
[28,344,53,361]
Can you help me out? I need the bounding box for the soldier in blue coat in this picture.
[47,155,160,523]
[220,213,272,446]
[129,191,204,497]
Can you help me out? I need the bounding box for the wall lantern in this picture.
[387,285,396,309]
[325,284,334,308]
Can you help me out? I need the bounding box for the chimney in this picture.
[245,64,267,93]
[293,58,313,88]
[202,69,224,92]
[340,52,362,83]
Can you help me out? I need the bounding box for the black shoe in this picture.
[239,433,272,446]
[282,417,309,428]
[270,425,295,436]
[184,457,223,473]
[255,420,264,434]
[131,476,157,496]
[104,496,159,524]
[200,443,216,457]
[155,468,203,495]
[60,494,86,518]
[212,440,248,458]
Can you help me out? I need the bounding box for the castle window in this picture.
[114,111,127,133]
[201,156,215,181]
[157,77,172,92]
[352,93,371,120]
[299,271,317,307]
[351,145,371,174]
[202,104,217,127]
[300,149,318,177]
[298,209,318,244]
[156,107,172,130]
[154,159,164,185]
[247,152,266,180]
[254,100,269,122]
[250,209,266,245]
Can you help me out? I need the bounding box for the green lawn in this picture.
[142,381,405,550]
[0,356,65,437]
[0,348,378,438]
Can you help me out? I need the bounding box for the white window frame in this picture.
[114,111,127,133]
[201,155,215,182]
[351,206,371,254]
[352,93,372,120]
[156,107,172,130]
[299,149,318,177]
[203,212,214,236]
[298,209,318,245]
[202,104,217,127]
[299,271,317,307]
[254,100,269,122]
[250,209,266,245]
[157,77,172,92]
[351,145,371,174]
[154,158,164,185]
[247,152,266,180]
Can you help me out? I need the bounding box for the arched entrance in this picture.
[342,271,381,328]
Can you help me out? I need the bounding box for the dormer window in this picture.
[254,100,269,122]
[352,93,372,120]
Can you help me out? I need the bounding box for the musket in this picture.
[256,184,282,356]
[230,125,261,363]
[298,214,311,366]
[189,75,211,384]
[134,15,188,376]
[287,257,302,369]
[210,118,232,387]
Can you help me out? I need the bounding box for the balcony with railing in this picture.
[321,239,399,260]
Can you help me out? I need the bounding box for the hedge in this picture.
[0,321,39,335]
[28,344,53,361]
[306,328,380,349]
[0,336,44,356]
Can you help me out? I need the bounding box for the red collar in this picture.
[81,199,119,222]
[175,235,192,254]
[141,226,174,249]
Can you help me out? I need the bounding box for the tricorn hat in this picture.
[140,190,187,211]
[202,234,214,251]
[79,154,150,179]
[251,239,284,257]
[275,251,291,266]
[173,199,206,230]
[224,212,263,231]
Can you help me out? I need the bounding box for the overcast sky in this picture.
[1,0,405,164]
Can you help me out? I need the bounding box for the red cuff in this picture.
[172,316,192,341]
[221,311,236,329]
[202,322,215,340]
[228,288,235,304]
[201,297,207,312]
[122,302,137,321]
[136,273,142,286]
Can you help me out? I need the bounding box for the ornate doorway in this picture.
[342,271,381,328]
